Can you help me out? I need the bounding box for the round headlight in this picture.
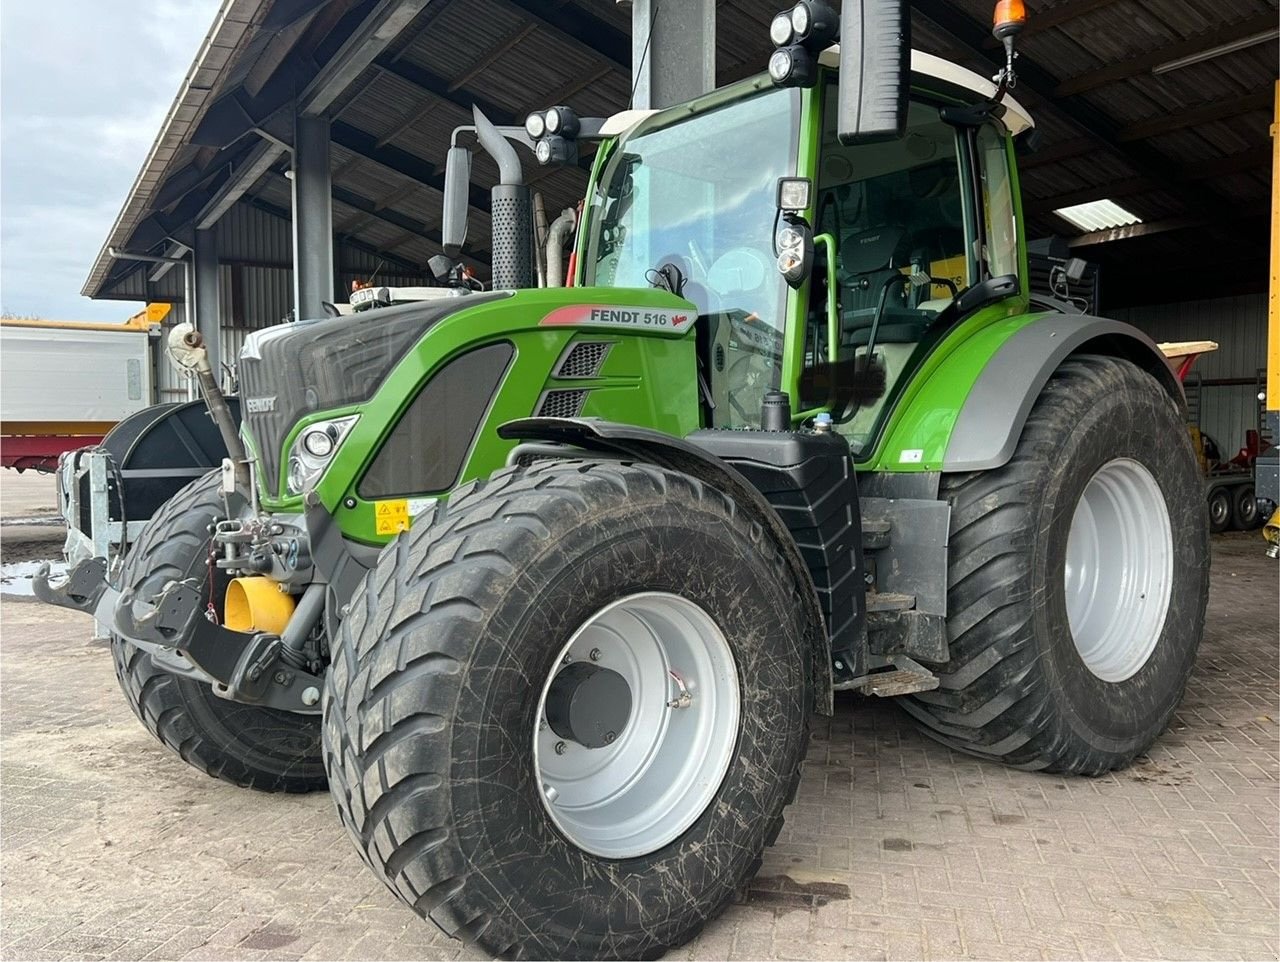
[768,48,794,83]
[790,3,811,38]
[545,108,562,134]
[769,12,794,46]
[778,226,805,251]
[302,427,334,458]
[535,139,553,165]
[525,112,546,139]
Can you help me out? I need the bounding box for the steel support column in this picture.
[629,0,714,110]
[292,114,334,321]
[193,227,221,380]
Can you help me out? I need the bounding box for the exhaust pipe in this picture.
[474,107,534,290]
[546,208,577,288]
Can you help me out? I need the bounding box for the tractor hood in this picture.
[239,291,512,497]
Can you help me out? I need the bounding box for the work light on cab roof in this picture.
[768,0,837,87]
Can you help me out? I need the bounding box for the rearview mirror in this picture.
[838,0,910,145]
[442,146,471,255]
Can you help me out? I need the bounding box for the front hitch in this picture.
[32,558,111,615]
[115,579,325,714]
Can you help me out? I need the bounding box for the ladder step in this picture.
[865,591,915,613]
[861,519,891,551]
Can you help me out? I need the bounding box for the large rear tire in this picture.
[111,471,326,793]
[901,356,1209,774]
[323,460,812,960]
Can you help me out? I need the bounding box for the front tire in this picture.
[902,356,1209,774]
[112,471,326,793]
[323,461,812,960]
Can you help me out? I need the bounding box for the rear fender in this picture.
[877,314,1182,473]
[498,417,834,714]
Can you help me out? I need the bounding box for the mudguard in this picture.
[877,313,1182,474]
[498,417,835,714]
[944,315,1181,471]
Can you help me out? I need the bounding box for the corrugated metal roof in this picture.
[89,0,1276,309]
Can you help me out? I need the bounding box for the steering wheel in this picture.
[706,248,769,301]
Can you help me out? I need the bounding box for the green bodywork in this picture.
[253,68,1053,546]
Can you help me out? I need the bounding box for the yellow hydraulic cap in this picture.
[225,577,296,634]
[1264,507,1280,560]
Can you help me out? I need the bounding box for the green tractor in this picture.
[40,1,1209,957]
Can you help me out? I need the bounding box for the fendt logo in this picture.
[245,396,277,414]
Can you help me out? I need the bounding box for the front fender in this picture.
[875,313,1182,474]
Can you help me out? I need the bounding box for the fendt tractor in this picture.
[40,1,1210,958]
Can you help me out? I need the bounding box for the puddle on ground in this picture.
[0,560,67,598]
[744,874,851,911]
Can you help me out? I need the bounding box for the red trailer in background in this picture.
[1,309,167,471]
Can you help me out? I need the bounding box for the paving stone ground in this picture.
[1,533,1275,961]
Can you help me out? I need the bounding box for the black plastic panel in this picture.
[688,428,867,680]
[358,342,514,499]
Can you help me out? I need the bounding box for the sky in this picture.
[0,0,222,321]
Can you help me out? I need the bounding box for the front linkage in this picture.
[36,550,327,715]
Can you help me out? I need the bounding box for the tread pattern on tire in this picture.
[900,356,1208,775]
[323,459,811,959]
[111,471,325,793]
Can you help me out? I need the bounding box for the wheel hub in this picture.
[545,662,632,749]
[533,592,739,859]
[1063,457,1174,683]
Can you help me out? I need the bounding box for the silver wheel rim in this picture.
[1064,458,1173,683]
[533,592,740,859]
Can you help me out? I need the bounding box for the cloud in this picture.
[0,0,221,321]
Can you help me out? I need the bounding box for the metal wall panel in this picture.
[1112,293,1267,450]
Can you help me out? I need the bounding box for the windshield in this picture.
[584,86,801,428]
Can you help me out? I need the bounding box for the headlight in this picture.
[769,12,794,46]
[285,415,358,495]
[302,426,335,458]
[790,4,810,37]
[768,48,795,83]
[525,111,546,139]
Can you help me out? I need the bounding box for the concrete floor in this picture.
[1,465,1276,960]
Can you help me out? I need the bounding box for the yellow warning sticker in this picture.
[374,499,410,535]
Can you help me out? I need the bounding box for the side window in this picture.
[358,343,513,499]
[977,124,1019,279]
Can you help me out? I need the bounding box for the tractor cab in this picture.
[575,49,1032,456]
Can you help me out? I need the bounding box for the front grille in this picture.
[536,389,589,419]
[553,341,612,378]
[239,292,509,496]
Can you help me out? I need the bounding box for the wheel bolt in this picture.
[604,731,616,744]
[301,687,320,706]
[589,648,602,662]
[554,741,566,755]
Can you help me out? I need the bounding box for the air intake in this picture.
[553,341,612,379]
[536,389,589,418]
